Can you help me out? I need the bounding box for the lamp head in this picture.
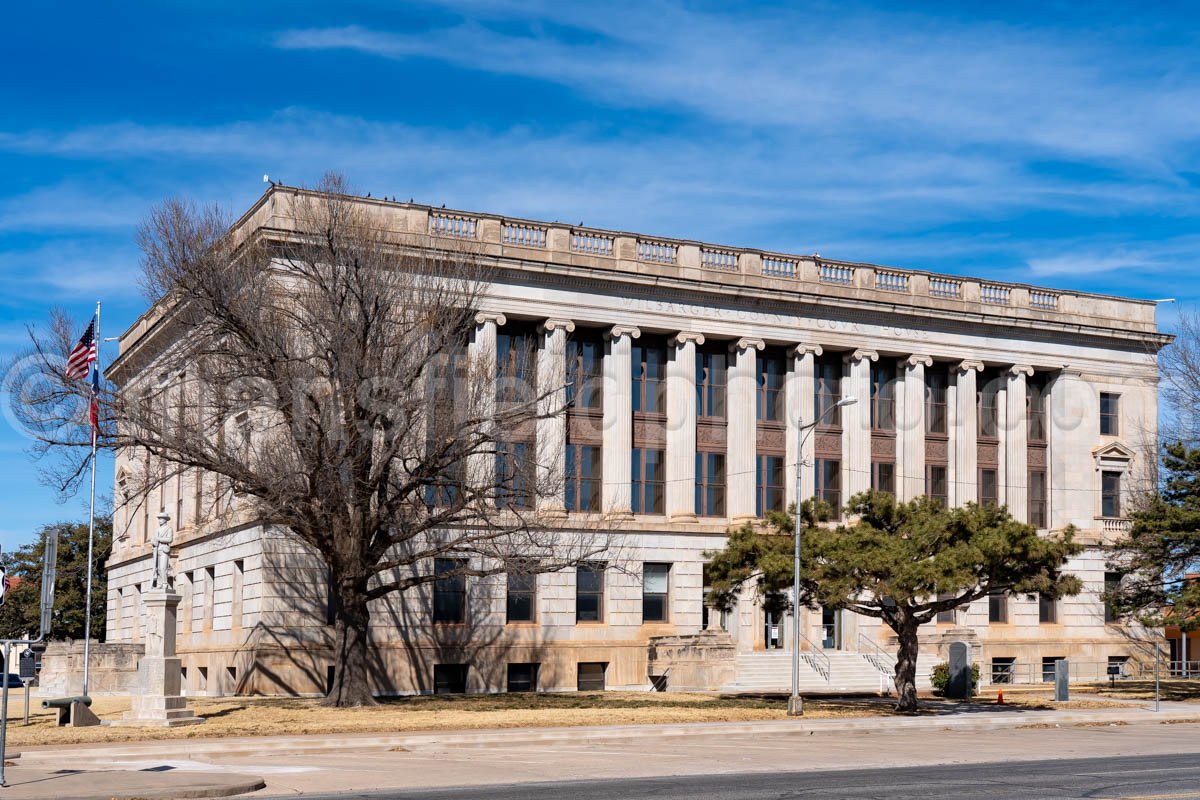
[837,397,858,407]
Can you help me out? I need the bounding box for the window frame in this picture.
[815,458,841,518]
[756,353,786,423]
[814,358,843,428]
[1028,469,1048,528]
[926,464,948,507]
[870,363,896,431]
[641,563,671,623]
[432,557,468,624]
[576,562,606,623]
[495,440,534,510]
[988,591,1008,624]
[696,348,727,419]
[872,461,896,496]
[695,451,727,517]
[566,335,604,411]
[979,468,999,508]
[632,340,667,414]
[565,444,602,512]
[1100,392,1120,437]
[1038,593,1057,624]
[1101,470,1122,518]
[925,369,948,435]
[631,447,666,515]
[756,454,785,516]
[506,571,537,624]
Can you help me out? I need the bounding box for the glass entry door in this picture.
[822,607,841,649]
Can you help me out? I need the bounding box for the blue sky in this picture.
[0,0,1198,549]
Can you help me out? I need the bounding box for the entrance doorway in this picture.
[822,607,841,649]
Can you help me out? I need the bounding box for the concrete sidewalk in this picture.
[10,698,1199,766]
[0,767,265,800]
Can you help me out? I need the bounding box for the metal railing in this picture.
[857,633,897,694]
[797,632,832,682]
[985,659,1156,685]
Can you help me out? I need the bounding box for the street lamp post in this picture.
[789,396,856,716]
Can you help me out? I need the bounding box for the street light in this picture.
[789,395,857,716]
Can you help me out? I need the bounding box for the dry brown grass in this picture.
[0,691,894,747]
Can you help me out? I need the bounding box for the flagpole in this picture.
[82,301,100,697]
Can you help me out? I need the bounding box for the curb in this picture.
[11,708,1200,764]
[1,775,266,800]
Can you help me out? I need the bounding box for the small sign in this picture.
[18,649,35,681]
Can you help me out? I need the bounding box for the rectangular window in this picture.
[576,563,605,623]
[433,558,467,624]
[232,559,244,629]
[936,593,955,625]
[565,444,602,512]
[1028,470,1048,528]
[695,452,727,517]
[642,563,670,623]
[566,335,604,410]
[1039,594,1057,624]
[978,379,1000,438]
[870,364,896,431]
[632,341,667,413]
[1042,656,1064,683]
[926,465,948,507]
[1101,471,1122,518]
[495,441,533,509]
[631,448,665,514]
[696,349,727,418]
[496,327,536,404]
[872,462,896,496]
[756,354,786,423]
[507,663,539,693]
[991,657,1016,684]
[434,664,468,694]
[814,358,843,426]
[756,455,785,516]
[815,459,841,517]
[577,661,607,691]
[1100,393,1120,436]
[925,370,948,434]
[1028,378,1047,443]
[979,468,998,507]
[988,591,1008,624]
[506,572,536,623]
[1105,571,1123,623]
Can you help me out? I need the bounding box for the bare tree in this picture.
[8,173,611,706]
[1161,307,1200,447]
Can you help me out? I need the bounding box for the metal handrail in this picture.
[857,633,895,676]
[796,632,832,682]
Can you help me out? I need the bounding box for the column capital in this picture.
[669,331,706,347]
[1008,364,1035,378]
[729,337,765,353]
[848,348,879,363]
[956,359,984,373]
[787,343,823,358]
[474,311,507,327]
[538,318,576,334]
[906,354,933,368]
[605,324,641,341]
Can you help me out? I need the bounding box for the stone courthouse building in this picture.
[100,185,1170,697]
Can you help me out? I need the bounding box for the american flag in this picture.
[65,318,97,380]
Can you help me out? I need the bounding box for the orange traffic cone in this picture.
[997,689,1004,705]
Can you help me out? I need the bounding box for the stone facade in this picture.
[101,186,1170,696]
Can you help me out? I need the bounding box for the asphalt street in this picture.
[294,754,1200,800]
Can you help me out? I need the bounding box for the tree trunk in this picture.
[892,616,921,713]
[322,577,377,707]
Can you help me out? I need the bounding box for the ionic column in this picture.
[603,325,640,518]
[667,332,704,522]
[953,359,984,506]
[727,337,764,521]
[842,349,877,500]
[786,344,822,508]
[900,355,932,501]
[1006,365,1034,522]
[469,312,505,490]
[536,318,574,518]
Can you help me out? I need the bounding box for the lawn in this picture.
[0,691,893,747]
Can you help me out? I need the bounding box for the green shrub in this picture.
[930,661,980,697]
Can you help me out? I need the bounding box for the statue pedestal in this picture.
[112,590,204,727]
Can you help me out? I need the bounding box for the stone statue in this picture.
[151,511,174,590]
